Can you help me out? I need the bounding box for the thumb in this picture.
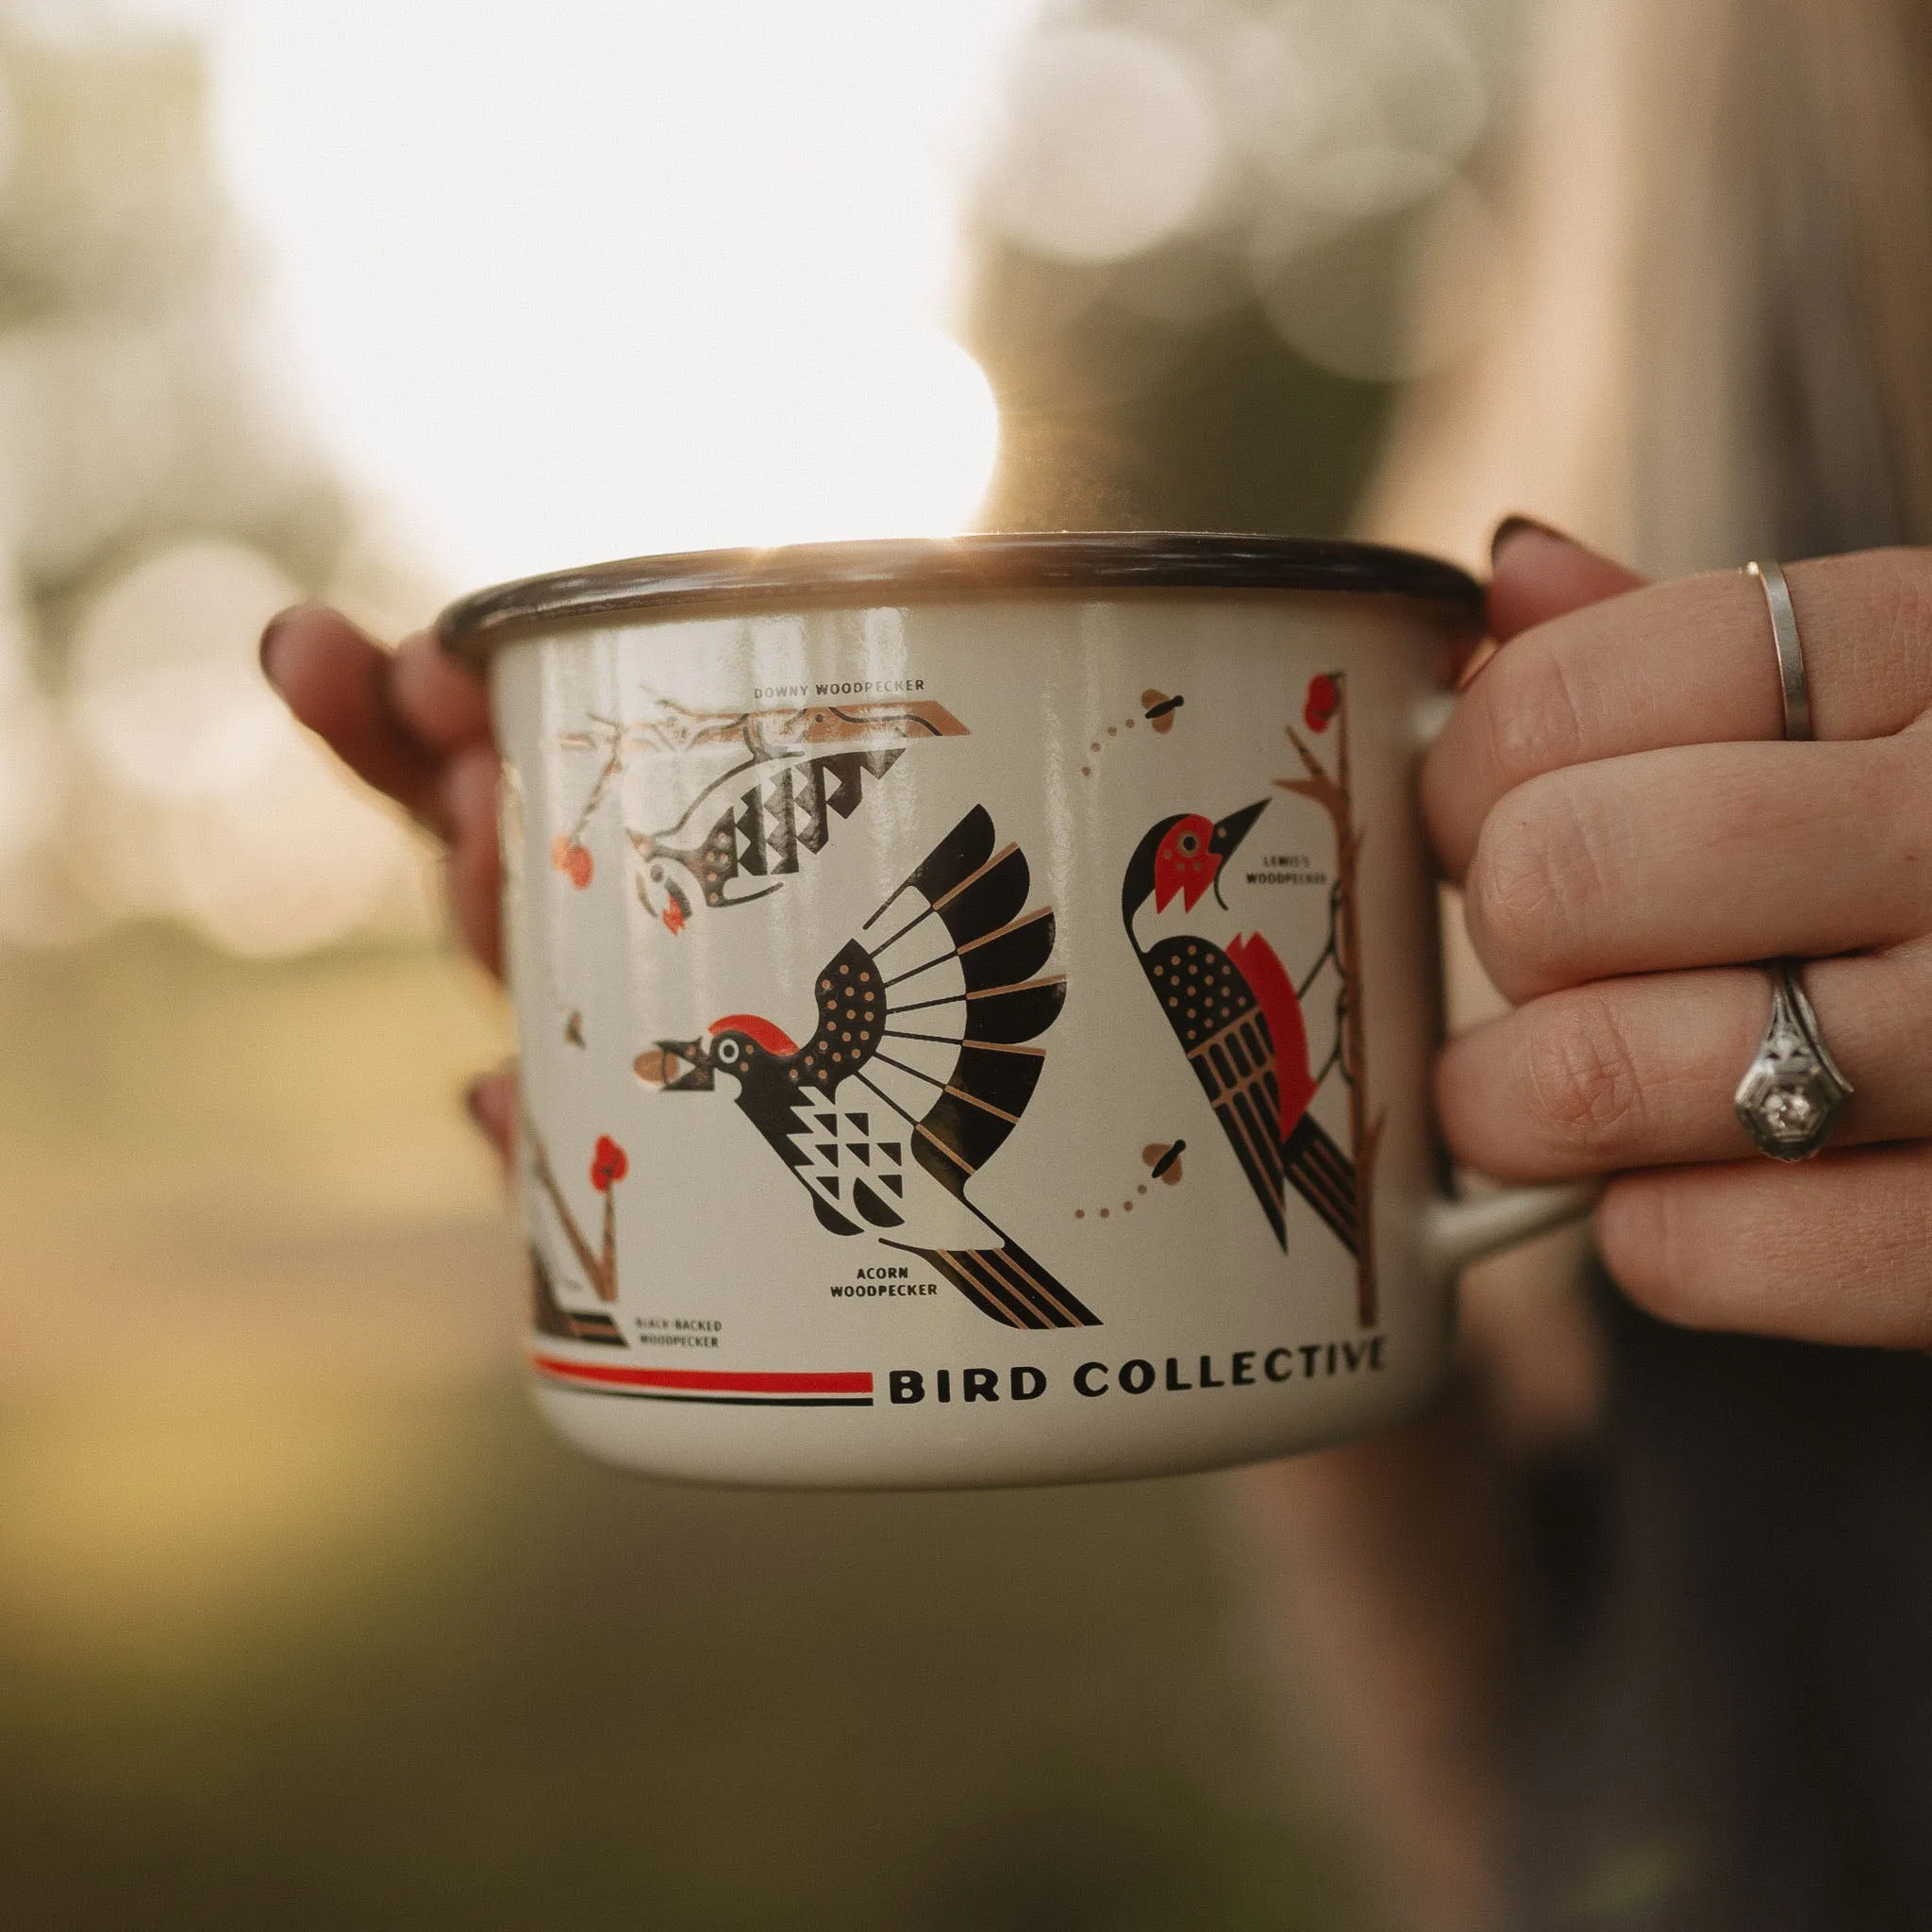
[1486,515,1648,643]
[463,1063,519,1177]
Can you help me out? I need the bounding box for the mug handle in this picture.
[1409,690,1604,1274]
[1425,1179,1603,1274]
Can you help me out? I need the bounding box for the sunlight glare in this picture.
[208,1,1034,591]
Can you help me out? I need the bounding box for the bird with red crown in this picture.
[1122,801,1357,1257]
[636,805,1097,1329]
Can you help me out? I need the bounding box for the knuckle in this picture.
[1879,735,1932,873]
[1835,739,1932,941]
[1465,782,1602,994]
[1597,1175,1704,1324]
[1826,1149,1932,1341]
[1879,549,1932,666]
[1821,548,1932,731]
[1521,993,1647,1155]
[1474,638,1590,791]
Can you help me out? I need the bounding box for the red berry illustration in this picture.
[590,1134,629,1192]
[551,834,593,887]
[1304,673,1340,733]
[661,898,686,936]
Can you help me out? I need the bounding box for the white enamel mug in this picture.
[439,535,1592,1489]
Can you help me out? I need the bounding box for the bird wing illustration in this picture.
[613,695,971,929]
[1224,933,1317,1137]
[819,805,1095,1327]
[643,805,1098,1329]
[1122,805,1358,1257]
[1138,930,1357,1255]
[634,747,908,924]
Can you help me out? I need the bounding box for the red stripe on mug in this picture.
[532,1355,874,1396]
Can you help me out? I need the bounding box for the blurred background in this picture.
[0,1,1524,1924]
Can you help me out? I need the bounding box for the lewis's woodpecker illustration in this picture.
[637,805,1098,1329]
[1122,802,1357,1255]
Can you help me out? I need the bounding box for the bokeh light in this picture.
[209,0,1028,589]
[1257,173,1504,382]
[67,539,428,957]
[0,0,1037,958]
[980,25,1225,264]
[0,0,1518,960]
[72,540,296,801]
[0,581,53,872]
[976,0,1507,384]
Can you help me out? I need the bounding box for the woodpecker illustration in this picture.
[636,805,1098,1328]
[1122,802,1357,1254]
[631,747,908,927]
[555,691,968,933]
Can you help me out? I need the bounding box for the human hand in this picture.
[258,606,516,1159]
[1427,524,1932,1349]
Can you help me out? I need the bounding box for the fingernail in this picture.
[1455,638,1501,692]
[1490,513,1574,566]
[258,607,305,687]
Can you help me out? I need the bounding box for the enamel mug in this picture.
[438,534,1592,1489]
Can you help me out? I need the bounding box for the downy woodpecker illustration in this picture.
[1122,802,1357,1254]
[555,690,968,933]
[636,805,1099,1328]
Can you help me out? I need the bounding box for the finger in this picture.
[463,1064,517,1174]
[1448,520,1644,691]
[1463,736,1926,1002]
[443,741,502,977]
[1597,1145,1932,1349]
[1425,546,1932,878]
[260,606,445,831]
[391,627,493,754]
[1486,517,1649,644]
[1438,940,1932,1181]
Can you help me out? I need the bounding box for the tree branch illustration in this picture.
[552,691,970,920]
[1282,680,1384,1328]
[525,1120,622,1304]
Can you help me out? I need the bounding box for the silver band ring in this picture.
[1746,558,1810,741]
[1735,561,1849,1158]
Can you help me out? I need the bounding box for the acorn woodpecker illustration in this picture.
[636,805,1098,1328]
[1122,802,1357,1254]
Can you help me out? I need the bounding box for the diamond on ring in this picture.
[1759,1088,1818,1135]
[1734,961,1852,1161]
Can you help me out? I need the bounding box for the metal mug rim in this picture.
[435,531,1485,668]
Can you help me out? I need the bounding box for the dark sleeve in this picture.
[1502,1263,1932,1932]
